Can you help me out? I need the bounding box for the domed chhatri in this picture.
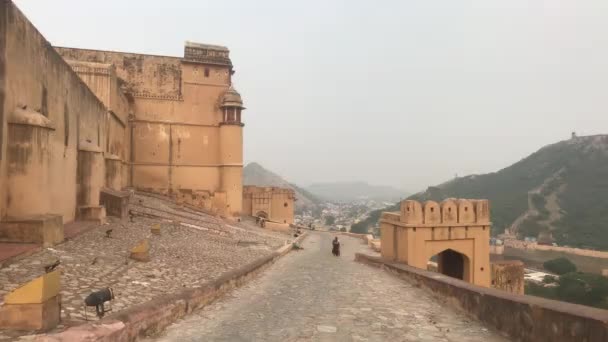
[220,86,245,124]
[221,86,245,109]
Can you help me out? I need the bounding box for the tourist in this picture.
[332,237,341,256]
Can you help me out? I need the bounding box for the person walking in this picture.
[332,237,341,256]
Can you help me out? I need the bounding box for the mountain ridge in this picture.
[354,135,608,250]
[305,181,407,203]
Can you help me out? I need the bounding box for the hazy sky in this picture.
[15,1,608,192]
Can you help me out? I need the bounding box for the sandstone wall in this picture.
[269,192,295,224]
[0,1,107,221]
[66,60,129,190]
[357,253,608,342]
[55,47,242,215]
[242,186,295,224]
[381,199,491,287]
[0,1,8,220]
[505,238,608,259]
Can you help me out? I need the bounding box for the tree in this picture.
[556,272,608,307]
[350,222,369,234]
[543,257,577,275]
[325,215,335,225]
[542,275,557,284]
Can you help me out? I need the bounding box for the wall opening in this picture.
[255,211,268,219]
[430,249,470,281]
[63,103,69,147]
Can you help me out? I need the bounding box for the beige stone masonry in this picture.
[381,199,491,287]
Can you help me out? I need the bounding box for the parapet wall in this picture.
[385,199,490,226]
[356,253,608,342]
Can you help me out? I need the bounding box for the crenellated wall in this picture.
[381,199,491,287]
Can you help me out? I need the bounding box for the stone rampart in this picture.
[356,253,608,342]
[505,239,608,259]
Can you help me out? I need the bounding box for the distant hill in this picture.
[306,182,408,203]
[355,135,608,251]
[243,163,322,212]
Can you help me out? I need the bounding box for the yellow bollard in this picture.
[129,239,150,262]
[0,270,61,331]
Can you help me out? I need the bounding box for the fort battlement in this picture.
[243,186,296,197]
[380,198,492,287]
[381,199,490,226]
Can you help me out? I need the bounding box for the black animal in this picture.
[44,259,61,273]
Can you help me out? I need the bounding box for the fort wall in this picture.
[55,44,244,217]
[0,2,107,222]
[357,253,608,342]
[242,186,295,224]
[381,199,491,287]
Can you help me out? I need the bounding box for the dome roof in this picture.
[221,86,245,108]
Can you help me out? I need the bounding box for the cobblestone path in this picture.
[149,232,509,342]
[0,193,290,341]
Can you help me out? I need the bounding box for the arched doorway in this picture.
[255,211,268,219]
[429,249,470,281]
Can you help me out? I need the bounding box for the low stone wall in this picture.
[489,244,504,255]
[339,232,368,241]
[505,239,608,259]
[37,234,307,342]
[355,253,608,342]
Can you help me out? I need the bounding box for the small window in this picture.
[204,68,210,77]
[284,202,288,207]
[63,103,69,147]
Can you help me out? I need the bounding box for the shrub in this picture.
[556,272,608,308]
[542,275,557,284]
[543,257,577,275]
[350,222,369,234]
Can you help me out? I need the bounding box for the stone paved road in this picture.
[0,193,290,341]
[149,232,510,342]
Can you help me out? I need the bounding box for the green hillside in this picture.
[355,135,608,250]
